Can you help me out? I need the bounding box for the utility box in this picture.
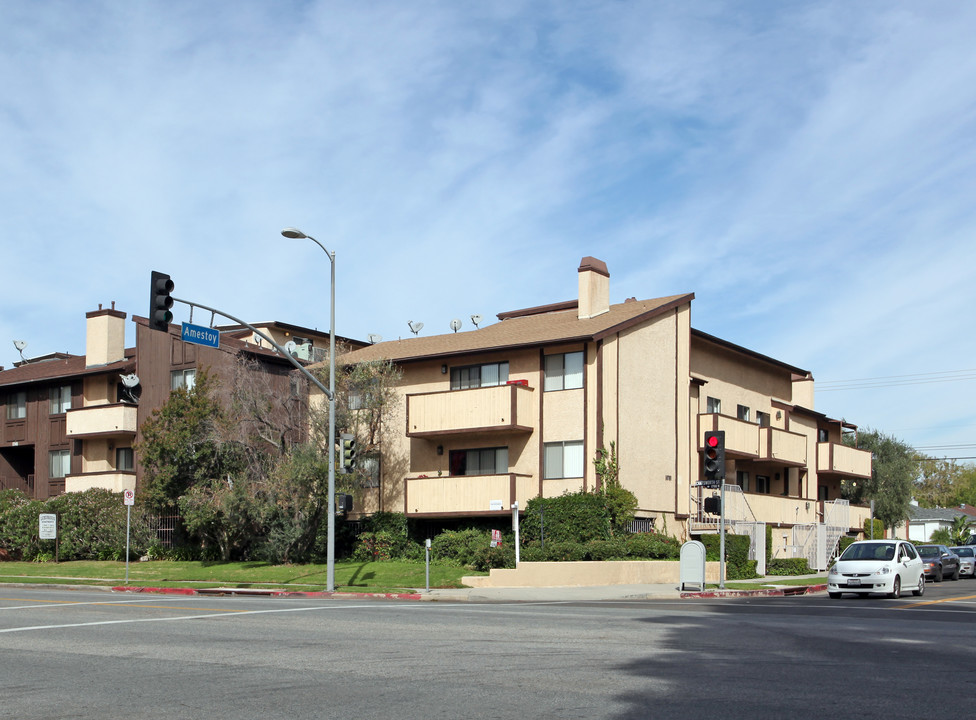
[679,540,707,592]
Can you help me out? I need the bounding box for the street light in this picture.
[282,227,337,592]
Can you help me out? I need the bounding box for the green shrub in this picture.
[766,558,812,576]
[701,533,759,580]
[352,531,421,562]
[0,489,43,560]
[584,538,629,560]
[838,536,856,554]
[625,532,681,559]
[471,544,515,571]
[521,492,612,544]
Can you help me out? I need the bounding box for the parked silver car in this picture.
[950,546,976,577]
[828,540,925,599]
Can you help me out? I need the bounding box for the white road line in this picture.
[0,603,384,634]
[0,597,178,611]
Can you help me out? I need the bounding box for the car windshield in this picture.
[841,543,896,561]
[952,547,974,557]
[917,546,940,557]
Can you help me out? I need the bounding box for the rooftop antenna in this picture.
[367,333,383,344]
[13,340,28,363]
[407,320,424,336]
[470,314,483,328]
[450,318,462,333]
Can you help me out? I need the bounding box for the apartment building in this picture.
[0,306,348,500]
[336,256,873,540]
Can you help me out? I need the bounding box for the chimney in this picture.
[577,257,610,320]
[86,304,127,367]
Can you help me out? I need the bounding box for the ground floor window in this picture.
[544,441,584,479]
[449,447,508,476]
[755,475,770,494]
[359,453,380,488]
[116,447,134,472]
[736,470,750,492]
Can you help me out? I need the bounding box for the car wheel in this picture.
[935,567,943,582]
[952,567,960,581]
[828,592,841,599]
[913,574,925,597]
[888,577,901,599]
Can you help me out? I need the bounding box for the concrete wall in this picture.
[462,560,721,588]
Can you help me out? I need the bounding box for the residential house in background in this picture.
[335,256,874,558]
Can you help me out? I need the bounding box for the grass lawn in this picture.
[0,559,484,593]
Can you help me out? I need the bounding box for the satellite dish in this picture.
[285,340,298,355]
[119,373,142,403]
[407,321,424,336]
[450,318,462,333]
[120,373,140,388]
[13,340,27,351]
[367,333,383,344]
[470,314,483,328]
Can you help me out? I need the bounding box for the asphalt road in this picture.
[2,582,975,720]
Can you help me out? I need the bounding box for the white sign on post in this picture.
[123,489,135,506]
[39,513,57,540]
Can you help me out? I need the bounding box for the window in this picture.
[171,368,197,391]
[450,362,509,390]
[756,411,770,427]
[359,453,380,488]
[49,450,70,479]
[116,447,134,472]
[818,428,829,443]
[706,396,721,414]
[737,404,750,422]
[449,447,509,476]
[544,352,583,391]
[736,470,750,492]
[49,385,71,414]
[755,475,770,494]
[544,441,584,479]
[6,391,26,420]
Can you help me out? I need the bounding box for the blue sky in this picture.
[2,1,974,459]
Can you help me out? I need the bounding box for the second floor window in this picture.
[5,391,26,420]
[756,411,770,427]
[706,396,721,414]
[116,447,134,472]
[737,404,750,422]
[50,385,71,414]
[544,352,583,391]
[171,368,197,391]
[451,362,509,390]
[450,447,509,476]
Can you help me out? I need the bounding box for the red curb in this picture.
[112,586,199,595]
[110,586,424,600]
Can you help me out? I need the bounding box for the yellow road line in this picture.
[897,593,976,608]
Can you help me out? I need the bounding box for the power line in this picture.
[817,370,976,392]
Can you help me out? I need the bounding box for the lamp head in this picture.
[281,227,308,239]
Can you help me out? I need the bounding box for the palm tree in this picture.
[951,514,973,546]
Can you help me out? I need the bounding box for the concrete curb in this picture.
[682,583,827,599]
[110,585,424,600]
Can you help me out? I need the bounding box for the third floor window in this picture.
[50,385,71,414]
[544,351,583,391]
[6,391,26,420]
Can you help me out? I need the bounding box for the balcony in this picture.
[404,473,537,516]
[66,403,138,438]
[818,442,872,478]
[699,414,760,457]
[65,471,136,493]
[760,427,807,466]
[406,384,535,438]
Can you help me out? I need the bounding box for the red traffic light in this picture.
[706,434,719,448]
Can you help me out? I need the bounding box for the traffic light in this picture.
[703,430,726,482]
[150,271,175,332]
[336,493,353,514]
[703,494,722,516]
[340,433,357,473]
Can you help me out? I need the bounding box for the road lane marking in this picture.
[896,593,976,609]
[0,597,178,610]
[0,603,383,634]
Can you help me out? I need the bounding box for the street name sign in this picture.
[181,322,220,348]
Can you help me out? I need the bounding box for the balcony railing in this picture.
[66,403,138,438]
[760,427,807,466]
[403,473,536,516]
[699,414,760,457]
[818,442,872,478]
[65,471,136,493]
[406,384,535,438]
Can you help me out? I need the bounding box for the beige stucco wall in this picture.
[462,560,721,588]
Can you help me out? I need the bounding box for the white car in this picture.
[827,540,924,599]
[950,546,976,577]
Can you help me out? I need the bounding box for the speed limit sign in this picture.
[123,489,135,506]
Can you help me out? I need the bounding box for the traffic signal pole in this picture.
[719,480,726,589]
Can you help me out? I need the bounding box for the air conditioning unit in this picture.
[292,343,314,361]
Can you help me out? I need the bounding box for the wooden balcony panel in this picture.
[404,473,536,516]
[406,384,535,438]
[699,414,760,457]
[817,442,872,479]
[65,471,136,493]
[65,404,138,438]
[761,427,807,466]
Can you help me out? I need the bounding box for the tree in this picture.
[137,369,241,514]
[950,514,973,546]
[593,442,637,536]
[844,429,917,532]
[915,458,967,508]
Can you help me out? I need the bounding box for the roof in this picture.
[0,351,135,388]
[691,329,811,378]
[337,293,694,365]
[907,505,975,522]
